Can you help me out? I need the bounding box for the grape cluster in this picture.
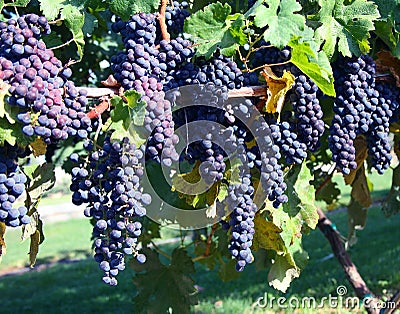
[365,87,393,174]
[111,14,179,166]
[70,135,151,285]
[227,173,257,271]
[162,1,190,36]
[0,143,30,227]
[266,114,308,165]
[329,55,400,174]
[165,53,244,90]
[252,44,325,151]
[0,14,91,144]
[329,56,372,174]
[289,74,324,151]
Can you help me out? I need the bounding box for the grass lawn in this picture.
[0,218,92,270]
[0,168,397,313]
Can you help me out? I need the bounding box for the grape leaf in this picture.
[261,68,295,114]
[218,258,242,282]
[184,3,246,58]
[283,162,319,229]
[124,90,147,126]
[0,81,10,119]
[253,0,306,48]
[252,214,286,253]
[109,0,159,21]
[315,0,380,58]
[268,254,300,292]
[0,222,6,262]
[21,212,44,244]
[350,164,371,208]
[39,0,64,20]
[347,198,368,245]
[26,163,56,194]
[344,136,368,185]
[131,248,198,314]
[4,0,29,7]
[0,118,31,146]
[288,37,336,96]
[29,230,41,267]
[61,4,86,60]
[29,138,47,157]
[375,23,400,58]
[371,0,400,25]
[382,163,400,217]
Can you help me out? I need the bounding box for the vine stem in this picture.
[150,240,172,260]
[158,0,170,41]
[77,86,267,99]
[49,38,75,50]
[316,208,380,314]
[191,223,218,263]
[314,172,382,313]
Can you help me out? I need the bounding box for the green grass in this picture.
[1,218,92,269]
[0,205,399,313]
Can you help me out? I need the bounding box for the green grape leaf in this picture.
[4,0,29,7]
[315,0,380,58]
[124,90,147,126]
[61,4,86,60]
[253,0,306,48]
[382,164,400,217]
[268,254,300,292]
[288,37,336,96]
[283,162,319,229]
[314,175,340,206]
[218,258,242,282]
[347,198,367,245]
[374,21,400,58]
[39,0,64,20]
[194,240,218,270]
[252,214,286,253]
[82,12,98,35]
[21,212,44,244]
[139,219,161,247]
[371,0,400,24]
[184,3,246,58]
[131,248,198,314]
[0,118,32,146]
[142,161,193,216]
[109,0,159,21]
[26,163,56,193]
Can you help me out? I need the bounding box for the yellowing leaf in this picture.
[344,136,368,185]
[29,230,40,267]
[206,202,217,218]
[253,214,286,253]
[350,164,371,208]
[0,222,6,262]
[172,161,206,195]
[0,80,10,119]
[29,137,47,157]
[261,68,295,114]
